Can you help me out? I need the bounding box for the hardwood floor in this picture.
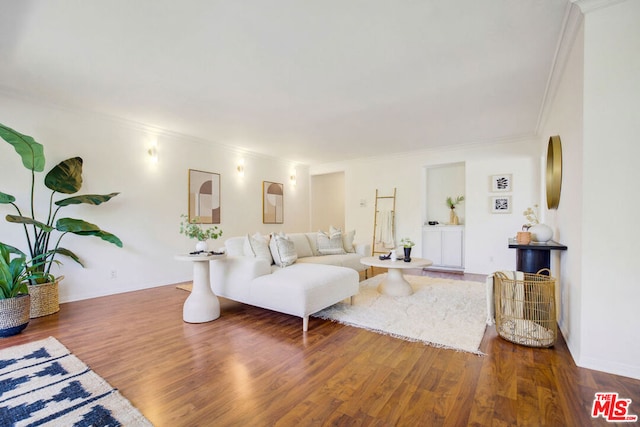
[2,270,638,426]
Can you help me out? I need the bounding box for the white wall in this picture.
[538,14,584,372]
[311,139,540,275]
[579,0,640,379]
[0,92,310,302]
[539,0,640,380]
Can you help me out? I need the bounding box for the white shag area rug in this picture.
[313,274,488,354]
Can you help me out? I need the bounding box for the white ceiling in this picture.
[0,0,571,165]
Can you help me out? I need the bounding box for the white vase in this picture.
[529,224,553,242]
[195,240,208,252]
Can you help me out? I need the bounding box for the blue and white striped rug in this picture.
[0,337,152,426]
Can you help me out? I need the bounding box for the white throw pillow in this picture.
[245,232,273,265]
[317,227,346,255]
[305,233,320,256]
[342,229,356,253]
[269,233,298,267]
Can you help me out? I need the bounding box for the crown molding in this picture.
[571,0,629,14]
[0,86,308,167]
[535,2,584,135]
[537,0,630,133]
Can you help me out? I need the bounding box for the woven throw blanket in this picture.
[0,337,151,426]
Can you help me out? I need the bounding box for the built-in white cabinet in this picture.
[422,226,464,270]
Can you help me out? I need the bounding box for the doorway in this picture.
[310,172,345,231]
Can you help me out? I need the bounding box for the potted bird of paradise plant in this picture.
[0,123,123,317]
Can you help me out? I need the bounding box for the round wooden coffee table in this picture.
[360,256,433,296]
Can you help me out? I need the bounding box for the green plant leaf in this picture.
[53,247,84,267]
[56,217,99,232]
[0,123,46,172]
[44,157,83,194]
[0,243,25,257]
[74,230,123,248]
[6,214,55,232]
[0,192,16,204]
[9,257,26,280]
[0,256,12,288]
[55,192,120,207]
[56,218,123,247]
[0,242,29,298]
[0,285,10,299]
[13,282,28,296]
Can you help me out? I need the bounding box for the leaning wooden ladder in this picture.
[371,188,397,258]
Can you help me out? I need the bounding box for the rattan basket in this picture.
[494,269,557,348]
[28,277,62,318]
[0,294,30,337]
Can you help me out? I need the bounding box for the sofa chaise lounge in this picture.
[210,231,370,331]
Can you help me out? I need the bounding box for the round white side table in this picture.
[360,256,433,296]
[175,254,225,323]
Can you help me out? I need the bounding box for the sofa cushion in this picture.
[269,233,298,267]
[249,263,359,317]
[296,254,366,272]
[317,228,346,255]
[305,232,320,256]
[225,236,247,256]
[342,229,356,253]
[287,233,314,258]
[245,232,273,264]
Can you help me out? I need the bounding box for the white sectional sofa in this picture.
[210,231,370,331]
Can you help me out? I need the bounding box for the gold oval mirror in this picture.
[546,135,562,209]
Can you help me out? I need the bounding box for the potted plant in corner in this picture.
[0,242,42,336]
[179,214,222,253]
[400,238,415,262]
[0,123,123,317]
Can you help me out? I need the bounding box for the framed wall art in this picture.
[491,174,512,192]
[188,169,221,224]
[490,196,511,214]
[263,181,284,224]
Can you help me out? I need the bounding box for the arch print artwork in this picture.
[189,169,221,224]
[263,181,284,224]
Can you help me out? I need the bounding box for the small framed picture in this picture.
[491,196,512,213]
[188,169,221,224]
[263,181,284,224]
[491,174,512,192]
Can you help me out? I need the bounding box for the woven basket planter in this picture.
[28,277,62,318]
[0,294,31,337]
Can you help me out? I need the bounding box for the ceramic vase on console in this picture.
[195,240,208,252]
[403,247,412,262]
[449,208,459,225]
[529,224,553,243]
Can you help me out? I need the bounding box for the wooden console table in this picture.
[508,239,567,274]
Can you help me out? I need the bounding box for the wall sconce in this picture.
[290,169,297,186]
[148,145,158,163]
[237,159,245,177]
